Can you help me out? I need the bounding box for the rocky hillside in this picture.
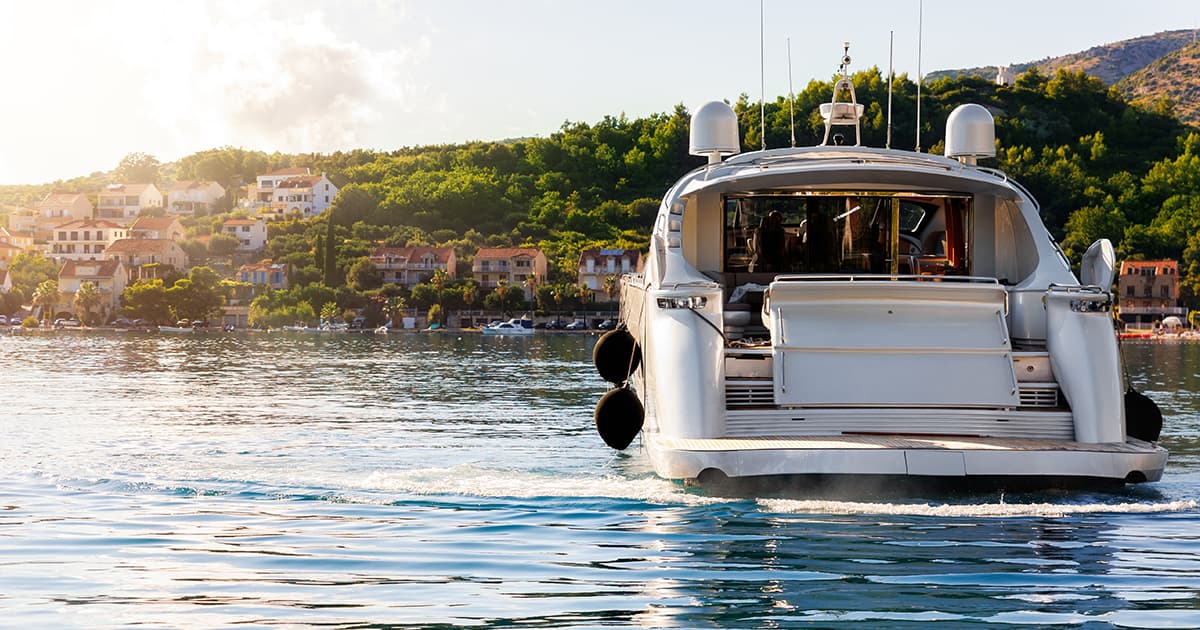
[928,29,1200,125]
[1118,40,1200,125]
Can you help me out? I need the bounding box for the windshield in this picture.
[723,193,964,275]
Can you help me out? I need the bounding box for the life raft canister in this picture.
[592,327,641,384]
[594,386,644,450]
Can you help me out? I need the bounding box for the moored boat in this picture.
[591,45,1167,490]
[481,318,534,336]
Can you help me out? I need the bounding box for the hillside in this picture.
[928,29,1197,89]
[1118,40,1200,126]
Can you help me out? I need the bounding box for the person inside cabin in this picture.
[750,210,787,272]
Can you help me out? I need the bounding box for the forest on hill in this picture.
[4,66,1200,323]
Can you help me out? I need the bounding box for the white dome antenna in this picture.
[945,103,996,165]
[690,101,741,164]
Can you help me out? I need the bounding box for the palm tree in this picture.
[523,274,538,312]
[73,281,102,326]
[495,278,508,317]
[602,275,619,301]
[32,280,61,325]
[431,269,448,325]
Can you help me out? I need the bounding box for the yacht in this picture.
[595,47,1166,489]
[481,318,535,336]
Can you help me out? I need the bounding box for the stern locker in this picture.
[765,280,1019,408]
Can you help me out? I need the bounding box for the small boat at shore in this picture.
[481,318,534,336]
[590,44,1166,491]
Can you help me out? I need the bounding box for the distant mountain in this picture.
[927,29,1200,125]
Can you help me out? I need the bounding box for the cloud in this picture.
[147,2,425,154]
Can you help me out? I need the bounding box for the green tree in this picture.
[346,258,382,291]
[72,281,103,326]
[8,251,58,298]
[122,279,171,323]
[113,152,161,184]
[208,232,241,257]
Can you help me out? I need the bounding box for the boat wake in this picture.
[760,497,1198,518]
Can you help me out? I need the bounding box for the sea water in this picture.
[2,331,1200,628]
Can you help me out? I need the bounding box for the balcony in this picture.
[1120,305,1187,316]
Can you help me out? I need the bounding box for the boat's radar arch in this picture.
[945,103,996,165]
[690,101,741,164]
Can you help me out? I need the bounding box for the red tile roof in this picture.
[130,216,182,232]
[265,167,312,177]
[59,259,123,279]
[104,238,181,255]
[275,176,323,189]
[99,183,156,195]
[474,247,542,259]
[36,192,87,206]
[223,219,262,226]
[54,219,127,230]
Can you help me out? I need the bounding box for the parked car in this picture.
[565,319,588,330]
[349,317,365,330]
[0,315,7,326]
[546,318,568,329]
[597,319,616,330]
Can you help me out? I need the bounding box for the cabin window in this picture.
[722,193,961,275]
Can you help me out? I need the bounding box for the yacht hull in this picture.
[644,432,1167,487]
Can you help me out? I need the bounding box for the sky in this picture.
[0,0,1196,186]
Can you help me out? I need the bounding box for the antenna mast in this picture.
[759,0,766,151]
[915,0,923,152]
[788,37,796,147]
[887,30,894,149]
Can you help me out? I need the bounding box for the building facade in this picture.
[104,238,190,278]
[58,259,128,314]
[243,168,338,219]
[1118,260,1185,326]
[370,246,457,287]
[237,263,289,290]
[49,220,130,261]
[577,248,642,297]
[130,216,185,241]
[472,247,547,300]
[96,183,164,222]
[222,219,268,251]
[167,181,226,215]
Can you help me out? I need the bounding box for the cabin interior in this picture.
[677,189,1043,343]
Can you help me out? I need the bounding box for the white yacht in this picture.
[593,50,1166,489]
[481,318,535,336]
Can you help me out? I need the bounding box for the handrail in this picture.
[770,274,1000,285]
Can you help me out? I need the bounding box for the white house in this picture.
[96,183,164,222]
[167,180,225,215]
[577,248,643,295]
[243,168,338,219]
[222,218,268,251]
[49,219,130,261]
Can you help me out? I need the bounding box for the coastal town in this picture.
[0,166,645,332]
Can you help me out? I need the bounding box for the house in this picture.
[130,216,185,241]
[1118,260,1186,327]
[265,174,338,219]
[237,262,289,290]
[0,226,34,250]
[472,247,547,300]
[577,248,642,298]
[13,193,94,239]
[222,218,268,251]
[104,238,189,278]
[58,259,128,315]
[0,241,23,268]
[369,246,456,287]
[49,219,130,261]
[96,183,164,222]
[166,180,225,216]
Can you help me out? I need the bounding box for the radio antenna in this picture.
[759,0,766,151]
[915,0,923,152]
[886,30,894,149]
[788,37,796,147]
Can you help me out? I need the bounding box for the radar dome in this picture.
[690,101,740,164]
[945,103,995,163]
